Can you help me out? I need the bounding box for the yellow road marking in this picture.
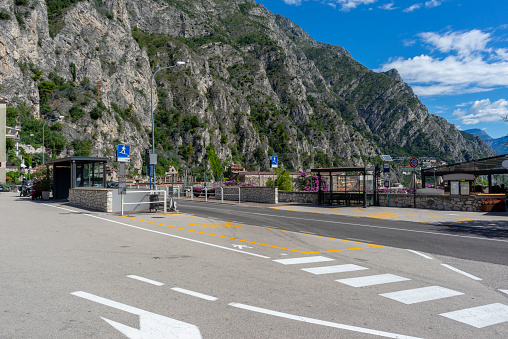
[270,207,479,222]
[189,222,242,229]
[122,216,382,254]
[357,213,404,219]
[261,227,373,245]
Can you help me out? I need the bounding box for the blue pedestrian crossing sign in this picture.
[117,144,131,162]
[271,156,278,168]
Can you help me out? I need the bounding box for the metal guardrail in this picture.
[121,190,167,215]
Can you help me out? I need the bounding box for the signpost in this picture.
[271,156,278,188]
[271,156,278,168]
[117,144,131,163]
[409,158,419,208]
[117,145,131,214]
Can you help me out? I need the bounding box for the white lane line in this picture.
[46,205,270,259]
[441,264,482,281]
[500,290,508,295]
[229,302,422,339]
[347,238,373,243]
[302,264,368,275]
[72,291,146,315]
[380,286,464,304]
[127,275,165,286]
[336,274,410,287]
[171,287,218,301]
[406,249,433,259]
[183,204,508,243]
[440,303,508,328]
[273,256,334,265]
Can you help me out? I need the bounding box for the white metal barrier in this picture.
[121,190,167,216]
[219,187,241,204]
[133,185,182,199]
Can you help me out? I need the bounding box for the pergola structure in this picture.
[312,166,381,207]
[44,156,109,199]
[421,154,508,192]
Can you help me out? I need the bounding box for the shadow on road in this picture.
[430,218,508,239]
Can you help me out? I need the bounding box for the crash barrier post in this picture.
[219,187,240,205]
[120,190,167,216]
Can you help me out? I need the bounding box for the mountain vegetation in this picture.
[0,0,496,180]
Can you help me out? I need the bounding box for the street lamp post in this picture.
[43,115,64,165]
[150,61,185,189]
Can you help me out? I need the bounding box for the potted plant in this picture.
[38,178,51,200]
[481,199,506,212]
[193,186,203,197]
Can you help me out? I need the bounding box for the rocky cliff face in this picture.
[0,0,497,177]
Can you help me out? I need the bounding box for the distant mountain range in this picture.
[464,129,507,155]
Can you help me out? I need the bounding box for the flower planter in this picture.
[482,204,506,212]
[42,191,51,201]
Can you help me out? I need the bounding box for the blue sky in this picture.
[254,0,508,139]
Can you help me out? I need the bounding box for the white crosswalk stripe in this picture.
[302,264,368,275]
[440,303,508,328]
[273,256,334,265]
[336,274,410,287]
[380,286,464,304]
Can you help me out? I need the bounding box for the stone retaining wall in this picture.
[278,191,319,204]
[69,188,113,212]
[379,194,504,212]
[215,187,278,204]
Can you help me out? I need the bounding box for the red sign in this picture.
[409,158,419,168]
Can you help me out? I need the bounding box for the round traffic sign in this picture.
[409,158,419,168]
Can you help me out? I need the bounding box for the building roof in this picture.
[311,166,376,174]
[45,156,110,165]
[421,154,508,176]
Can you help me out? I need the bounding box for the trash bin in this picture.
[149,194,159,212]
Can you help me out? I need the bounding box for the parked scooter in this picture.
[20,181,32,197]
[31,181,42,200]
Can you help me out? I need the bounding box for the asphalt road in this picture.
[176,200,508,266]
[2,193,508,338]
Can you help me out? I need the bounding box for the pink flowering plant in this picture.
[298,171,328,192]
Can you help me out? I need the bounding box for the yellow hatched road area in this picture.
[122,213,383,254]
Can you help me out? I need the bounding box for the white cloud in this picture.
[379,2,397,10]
[379,29,508,96]
[404,0,443,12]
[281,0,377,11]
[337,0,377,11]
[418,30,491,57]
[453,99,508,125]
[282,0,303,5]
[494,48,508,61]
[425,0,441,9]
[403,3,422,12]
[379,2,398,11]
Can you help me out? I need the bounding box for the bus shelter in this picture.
[45,156,109,199]
[313,166,381,207]
[421,154,508,193]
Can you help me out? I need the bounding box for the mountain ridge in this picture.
[464,129,507,155]
[0,0,497,178]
